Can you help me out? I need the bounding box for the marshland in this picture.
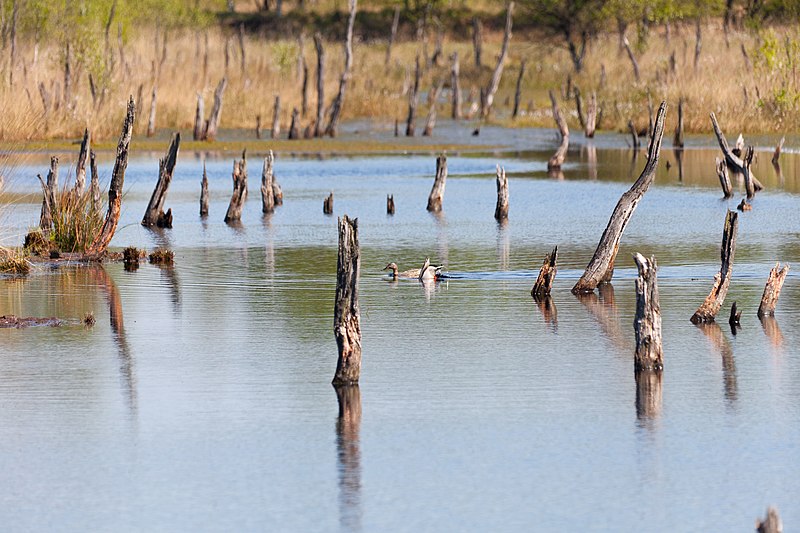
[0,0,798,531]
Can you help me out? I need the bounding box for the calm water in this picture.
[0,123,798,531]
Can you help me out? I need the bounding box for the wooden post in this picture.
[716,158,733,198]
[333,215,361,385]
[756,507,782,533]
[314,33,325,138]
[471,17,482,68]
[547,90,569,170]
[261,150,275,214]
[572,102,667,294]
[385,6,400,67]
[324,192,334,214]
[622,36,640,82]
[426,154,447,213]
[386,194,395,215]
[585,91,597,137]
[325,0,357,138]
[451,52,462,120]
[422,81,443,136]
[271,95,281,139]
[193,92,205,141]
[142,132,180,228]
[224,154,247,223]
[38,156,58,231]
[89,150,101,215]
[200,162,209,217]
[482,1,513,118]
[75,128,90,192]
[288,108,300,139]
[204,78,227,141]
[512,59,526,119]
[146,86,157,137]
[673,97,684,148]
[710,112,764,194]
[86,97,135,257]
[690,210,738,324]
[757,263,789,318]
[494,164,509,221]
[633,253,663,371]
[531,246,558,298]
[628,120,640,150]
[405,56,420,136]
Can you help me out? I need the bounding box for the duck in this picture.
[418,257,443,282]
[383,260,443,281]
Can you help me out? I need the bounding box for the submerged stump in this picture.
[531,246,558,298]
[494,165,509,221]
[224,152,247,223]
[142,132,180,228]
[547,90,569,170]
[261,151,275,214]
[690,210,738,324]
[200,163,209,217]
[333,215,362,385]
[757,263,789,318]
[386,194,395,215]
[426,154,447,213]
[633,253,662,371]
[323,192,334,215]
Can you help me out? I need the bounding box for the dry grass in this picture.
[0,247,31,275]
[1,18,798,141]
[49,188,105,254]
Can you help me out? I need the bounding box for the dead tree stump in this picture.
[531,246,558,298]
[256,115,262,139]
[422,81,443,136]
[451,52,462,120]
[426,154,447,213]
[323,192,334,214]
[288,108,300,139]
[756,507,783,533]
[204,78,227,141]
[75,128,90,192]
[271,95,281,139]
[472,17,483,68]
[273,180,283,206]
[224,154,247,223]
[405,56,420,137]
[512,59,526,119]
[710,113,764,195]
[572,101,667,294]
[325,0,357,138]
[690,210,738,324]
[89,150,101,215]
[622,36,640,82]
[200,163,209,217]
[574,86,586,130]
[547,90,569,170]
[633,253,663,371]
[142,132,180,228]
[628,120,640,150]
[333,215,361,385]
[386,194,395,215]
[674,97,684,148]
[313,33,325,138]
[193,92,205,140]
[146,86,157,137]
[481,1,513,118]
[585,91,597,137]
[38,156,59,231]
[494,165,509,221]
[716,158,733,198]
[757,263,789,318]
[86,96,135,257]
[261,150,275,214]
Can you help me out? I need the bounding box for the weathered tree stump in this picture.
[204,78,227,141]
[38,156,59,231]
[272,180,283,206]
[301,60,309,117]
[633,253,662,371]
[146,86,157,137]
[86,97,135,257]
[716,157,733,198]
[622,36,640,82]
[482,1,513,118]
[313,33,325,138]
[710,113,764,195]
[756,506,782,533]
[333,215,361,385]
[405,56,421,137]
[494,164,508,221]
[673,97,684,148]
[628,120,640,150]
[422,81,443,136]
[288,108,300,139]
[386,194,395,215]
[574,86,586,130]
[325,0,356,138]
[512,59,526,120]
[690,210,738,324]
[323,192,334,214]
[385,6,400,66]
[572,101,667,294]
[531,246,558,298]
[193,92,205,140]
[255,114,262,139]
[737,198,752,211]
[585,91,597,137]
[89,150,101,215]
[547,90,569,170]
[75,128,90,192]
[757,263,789,318]
[472,16,483,68]
[451,52,462,120]
[729,301,741,333]
[224,154,247,223]
[200,162,209,217]
[261,150,275,214]
[426,154,447,213]
[270,95,281,139]
[142,132,180,228]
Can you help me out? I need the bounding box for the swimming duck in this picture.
[418,257,443,282]
[383,260,443,280]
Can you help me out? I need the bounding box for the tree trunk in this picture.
[628,120,640,150]
[261,150,275,214]
[426,154,447,213]
[89,150,101,215]
[585,91,597,137]
[333,215,361,385]
[622,36,640,82]
[716,158,733,198]
[272,180,283,206]
[224,154,247,223]
[326,0,357,138]
[386,194,395,215]
[422,81,443,136]
[385,6,400,67]
[301,59,309,117]
[142,132,180,228]
[694,19,702,70]
[574,86,586,130]
[200,162,209,217]
[572,101,667,294]
[74,128,90,192]
[204,77,227,141]
[193,92,205,141]
[710,112,764,195]
[314,33,325,137]
[323,192,334,214]
[38,156,58,231]
[405,56,421,136]
[471,17,482,68]
[271,95,281,139]
[451,52,462,120]
[633,253,662,371]
[673,97,684,148]
[756,507,782,533]
[288,108,300,139]
[690,210,738,324]
[547,90,569,170]
[482,1,513,118]
[494,164,508,221]
[146,86,157,137]
[757,263,789,318]
[567,31,587,72]
[86,97,135,257]
[512,59,526,119]
[531,246,558,298]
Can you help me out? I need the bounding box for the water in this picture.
[0,124,798,531]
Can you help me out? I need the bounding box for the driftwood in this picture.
[710,113,763,195]
[75,128,90,192]
[405,56,421,136]
[426,154,447,212]
[89,150,101,215]
[325,0,357,137]
[193,92,205,140]
[200,162,209,217]
[271,95,281,139]
[757,263,789,318]
[482,1,513,118]
[38,156,59,231]
[261,151,275,214]
[333,215,362,385]
[494,165,508,221]
[756,507,782,533]
[422,81,443,136]
[673,97,684,148]
[633,253,663,371]
[224,153,247,223]
[314,33,325,137]
[86,97,135,257]
[531,246,558,298]
[142,132,180,228]
[585,91,597,137]
[622,36,640,82]
[472,17,482,68]
[386,194,395,215]
[690,210,738,324]
[572,101,667,294]
[288,108,300,139]
[512,59,526,119]
[146,86,157,137]
[547,90,569,170]
[451,52,462,120]
[716,158,733,198]
[324,192,334,214]
[204,78,227,141]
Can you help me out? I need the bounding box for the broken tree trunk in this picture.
[426,154,447,213]
[142,132,180,228]
[271,95,281,139]
[75,128,90,192]
[531,246,558,298]
[333,215,361,385]
[288,108,300,139]
[628,120,640,150]
[716,157,733,198]
[451,52,462,120]
[512,59,526,119]
[585,91,597,137]
[385,6,400,67]
[256,115,262,139]
[325,0,357,138]
[572,101,667,294]
[710,112,764,194]
[742,146,757,199]
[674,97,684,148]
[405,56,421,136]
[200,162,209,217]
[86,97,135,257]
[38,156,59,231]
[386,194,395,215]
[89,150,101,215]
[574,86,586,130]
[690,210,738,324]
[757,507,783,533]
[472,17,482,68]
[622,36,640,82]
[314,33,325,138]
[193,92,205,140]
[204,78,227,141]
[422,81,443,136]
[224,154,247,223]
[494,164,509,221]
[146,86,157,137]
[261,150,275,214]
[272,180,283,206]
[547,90,569,170]
[482,1,513,118]
[323,192,334,214]
[633,253,663,371]
[757,263,789,318]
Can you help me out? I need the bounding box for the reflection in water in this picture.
[147,226,173,250]
[673,147,684,182]
[628,149,639,179]
[533,295,558,333]
[760,316,784,349]
[262,214,275,281]
[772,159,783,186]
[420,278,439,301]
[496,222,509,271]
[431,211,449,268]
[334,384,362,532]
[576,283,630,352]
[697,323,737,406]
[635,370,662,427]
[547,168,565,181]
[585,142,597,180]
[156,264,182,311]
